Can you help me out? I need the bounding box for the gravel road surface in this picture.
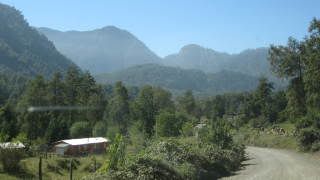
[221,146,320,180]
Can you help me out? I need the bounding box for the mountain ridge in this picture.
[0,3,76,78]
[163,44,271,78]
[95,63,261,95]
[38,26,161,74]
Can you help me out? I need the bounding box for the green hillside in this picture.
[0,3,76,78]
[95,64,260,95]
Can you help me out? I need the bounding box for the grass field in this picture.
[0,154,106,180]
[233,122,299,150]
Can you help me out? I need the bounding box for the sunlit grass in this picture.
[0,154,106,180]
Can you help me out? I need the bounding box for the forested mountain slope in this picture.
[95,64,260,95]
[0,3,76,78]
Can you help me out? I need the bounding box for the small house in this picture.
[194,123,207,138]
[53,137,110,156]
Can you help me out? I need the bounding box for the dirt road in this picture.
[221,146,320,180]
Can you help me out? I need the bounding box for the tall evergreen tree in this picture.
[108,82,130,135]
[254,78,276,122]
[18,76,49,140]
[269,36,306,119]
[304,18,320,112]
[0,104,17,140]
[177,90,196,115]
[134,86,156,137]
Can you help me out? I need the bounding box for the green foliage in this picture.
[156,111,182,137]
[177,90,196,115]
[94,137,243,180]
[199,120,233,149]
[101,134,126,172]
[297,127,320,151]
[55,158,80,170]
[153,87,175,112]
[45,117,68,143]
[268,18,320,151]
[95,64,262,95]
[92,121,107,137]
[108,82,130,135]
[180,122,194,137]
[285,78,306,120]
[0,148,24,173]
[0,104,17,140]
[0,3,76,78]
[134,86,157,137]
[70,121,91,138]
[304,18,320,111]
[8,67,106,142]
[128,121,146,153]
[311,141,320,152]
[12,132,28,145]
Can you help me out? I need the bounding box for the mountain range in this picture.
[163,44,272,78]
[38,27,274,79]
[0,2,283,95]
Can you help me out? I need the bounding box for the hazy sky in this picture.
[2,0,320,57]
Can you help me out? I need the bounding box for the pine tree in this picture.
[177,90,196,115]
[108,82,130,135]
[269,38,306,120]
[135,86,156,137]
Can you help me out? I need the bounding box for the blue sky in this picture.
[2,0,320,57]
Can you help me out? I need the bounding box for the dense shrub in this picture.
[89,138,245,180]
[297,127,320,150]
[0,148,24,173]
[180,122,194,137]
[311,141,320,152]
[199,120,233,149]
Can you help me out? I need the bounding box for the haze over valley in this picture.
[37,26,282,94]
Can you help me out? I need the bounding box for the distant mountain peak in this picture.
[99,25,121,31]
[181,44,203,50]
[179,44,222,56]
[38,26,161,74]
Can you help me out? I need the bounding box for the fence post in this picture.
[69,158,73,180]
[39,156,42,180]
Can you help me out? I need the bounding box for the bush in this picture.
[295,116,313,130]
[199,120,233,149]
[0,148,24,173]
[297,127,320,150]
[311,141,320,152]
[180,122,194,137]
[89,138,245,180]
[125,157,183,180]
[249,116,268,128]
[82,157,102,172]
